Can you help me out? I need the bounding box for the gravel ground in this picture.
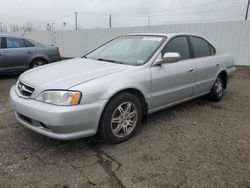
[0,66,250,188]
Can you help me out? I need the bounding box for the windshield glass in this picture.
[85,35,166,65]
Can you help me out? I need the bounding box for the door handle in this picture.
[188,68,194,72]
[216,64,219,67]
[27,51,32,54]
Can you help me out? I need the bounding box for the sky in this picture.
[0,0,248,30]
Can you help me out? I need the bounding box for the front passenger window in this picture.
[162,36,190,60]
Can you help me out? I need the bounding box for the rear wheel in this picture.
[30,59,47,68]
[208,75,224,101]
[99,93,142,144]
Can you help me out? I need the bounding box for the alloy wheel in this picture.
[33,61,44,67]
[215,77,223,96]
[111,102,138,138]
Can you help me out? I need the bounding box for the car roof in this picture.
[123,33,200,38]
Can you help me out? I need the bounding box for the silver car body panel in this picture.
[10,33,236,140]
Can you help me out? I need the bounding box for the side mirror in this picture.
[154,52,181,65]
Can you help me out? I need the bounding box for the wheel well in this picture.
[218,71,227,89]
[108,89,148,123]
[30,58,48,68]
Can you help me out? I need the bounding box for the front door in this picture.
[149,36,196,110]
[150,60,196,110]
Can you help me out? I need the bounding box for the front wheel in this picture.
[99,93,142,144]
[208,75,224,101]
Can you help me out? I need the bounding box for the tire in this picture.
[208,75,224,101]
[30,59,47,68]
[99,93,142,144]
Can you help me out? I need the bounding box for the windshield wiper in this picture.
[97,58,123,64]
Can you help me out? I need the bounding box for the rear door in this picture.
[188,36,219,95]
[3,37,34,71]
[150,36,196,110]
[0,37,4,71]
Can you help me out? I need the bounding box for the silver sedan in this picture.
[9,33,236,144]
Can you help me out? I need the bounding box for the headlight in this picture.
[37,90,81,106]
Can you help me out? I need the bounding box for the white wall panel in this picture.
[12,20,250,65]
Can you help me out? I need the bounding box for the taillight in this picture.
[56,47,60,56]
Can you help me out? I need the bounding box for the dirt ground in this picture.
[0,66,250,188]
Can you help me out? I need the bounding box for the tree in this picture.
[46,23,52,31]
[2,24,8,32]
[24,22,33,32]
[8,22,34,32]
[9,24,20,32]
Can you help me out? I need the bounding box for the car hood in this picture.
[19,58,133,90]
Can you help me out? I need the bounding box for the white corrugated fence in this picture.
[12,20,250,65]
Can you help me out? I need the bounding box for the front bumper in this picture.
[9,85,107,140]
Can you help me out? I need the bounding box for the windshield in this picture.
[85,35,166,66]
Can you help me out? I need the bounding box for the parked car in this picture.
[10,33,236,144]
[0,35,61,74]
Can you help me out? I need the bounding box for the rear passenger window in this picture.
[189,37,210,58]
[162,36,190,60]
[6,37,26,48]
[24,39,34,47]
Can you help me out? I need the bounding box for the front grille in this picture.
[17,81,35,97]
